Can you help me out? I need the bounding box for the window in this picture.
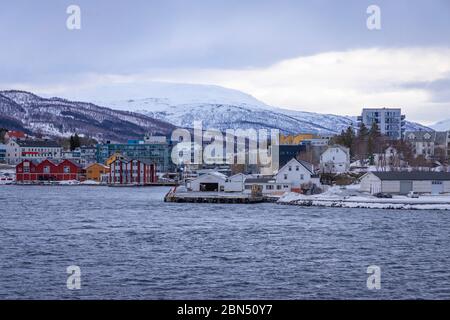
[284,174,288,180]
[277,185,282,190]
[63,166,70,173]
[300,174,304,180]
[288,166,292,171]
[296,166,299,171]
[266,185,274,190]
[43,166,50,173]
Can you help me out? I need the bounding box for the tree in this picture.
[358,123,369,139]
[70,134,81,151]
[0,128,8,143]
[368,122,383,165]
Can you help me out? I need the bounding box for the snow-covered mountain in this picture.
[0,84,432,141]
[96,83,431,134]
[431,119,450,131]
[0,90,175,142]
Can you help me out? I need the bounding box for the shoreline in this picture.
[277,194,450,211]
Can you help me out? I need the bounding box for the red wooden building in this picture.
[16,159,83,182]
[109,158,157,185]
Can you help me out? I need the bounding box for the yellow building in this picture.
[85,163,110,182]
[105,153,127,167]
[280,134,315,145]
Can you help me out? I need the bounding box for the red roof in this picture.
[6,131,26,139]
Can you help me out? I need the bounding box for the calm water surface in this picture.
[0,185,449,299]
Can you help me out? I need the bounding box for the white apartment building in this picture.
[358,108,405,139]
[6,140,62,165]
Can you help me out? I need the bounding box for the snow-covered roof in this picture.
[278,158,313,174]
[321,144,350,156]
[369,171,450,181]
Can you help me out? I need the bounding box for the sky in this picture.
[0,0,449,124]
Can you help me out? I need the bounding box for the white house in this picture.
[320,145,350,174]
[404,131,449,160]
[360,171,450,195]
[243,158,319,194]
[275,158,318,190]
[374,146,403,169]
[188,172,227,192]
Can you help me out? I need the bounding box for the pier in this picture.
[164,188,264,204]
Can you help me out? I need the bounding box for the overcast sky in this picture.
[1,0,449,124]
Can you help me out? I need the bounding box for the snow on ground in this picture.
[278,184,450,210]
[80,180,101,185]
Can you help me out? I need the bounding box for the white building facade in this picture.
[360,172,450,195]
[404,131,449,160]
[358,108,405,139]
[188,172,227,192]
[320,145,350,174]
[6,140,62,165]
[275,158,317,189]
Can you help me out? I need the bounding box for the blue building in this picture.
[96,136,172,172]
[0,144,6,163]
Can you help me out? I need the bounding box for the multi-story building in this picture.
[357,108,405,139]
[279,134,315,145]
[404,131,449,160]
[0,144,6,163]
[96,136,171,172]
[80,146,97,165]
[6,140,62,165]
[278,145,307,168]
[108,157,157,185]
[62,146,97,166]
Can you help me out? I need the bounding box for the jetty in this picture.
[164,187,264,204]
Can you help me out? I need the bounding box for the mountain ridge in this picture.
[0,90,175,142]
[1,85,433,141]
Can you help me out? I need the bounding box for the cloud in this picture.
[2,47,450,125]
[151,47,450,124]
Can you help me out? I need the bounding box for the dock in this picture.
[164,188,264,204]
[108,182,180,187]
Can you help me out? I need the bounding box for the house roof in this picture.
[6,131,25,139]
[207,171,227,180]
[245,177,276,184]
[405,131,448,145]
[85,163,109,170]
[16,140,61,148]
[370,171,450,181]
[278,158,313,174]
[321,144,350,156]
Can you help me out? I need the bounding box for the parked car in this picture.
[374,192,393,199]
[407,191,420,198]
